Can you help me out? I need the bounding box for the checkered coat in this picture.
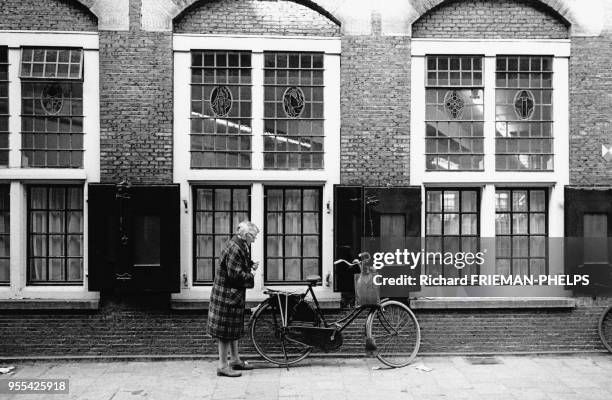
[207,236,255,341]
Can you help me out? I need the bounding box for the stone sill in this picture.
[410,297,576,310]
[0,299,99,310]
[171,299,341,311]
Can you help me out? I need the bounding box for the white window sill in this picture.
[171,298,341,310]
[0,298,99,310]
[410,297,576,309]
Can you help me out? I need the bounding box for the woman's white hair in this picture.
[237,220,259,236]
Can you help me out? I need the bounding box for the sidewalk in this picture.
[1,355,611,400]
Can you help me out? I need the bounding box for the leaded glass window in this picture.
[190,51,252,169]
[495,188,548,277]
[28,186,84,284]
[263,53,324,169]
[425,189,480,278]
[0,186,9,284]
[0,47,9,166]
[426,56,484,170]
[193,186,251,284]
[20,48,84,168]
[265,187,322,282]
[495,56,553,170]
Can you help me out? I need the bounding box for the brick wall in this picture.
[340,32,411,186]
[99,0,173,184]
[0,295,609,356]
[173,0,340,36]
[569,34,612,186]
[0,0,97,31]
[412,0,568,39]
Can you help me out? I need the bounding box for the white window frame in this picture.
[172,34,341,303]
[0,31,100,300]
[411,39,571,297]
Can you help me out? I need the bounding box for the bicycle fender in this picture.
[248,299,269,327]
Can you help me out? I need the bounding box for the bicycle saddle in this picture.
[305,275,321,284]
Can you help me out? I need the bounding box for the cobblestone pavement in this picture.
[1,355,612,400]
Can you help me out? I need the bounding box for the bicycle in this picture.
[598,304,612,353]
[249,252,421,368]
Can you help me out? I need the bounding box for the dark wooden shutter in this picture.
[363,187,422,295]
[333,186,422,293]
[565,187,612,290]
[88,184,118,291]
[333,185,363,292]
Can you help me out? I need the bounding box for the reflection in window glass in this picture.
[583,214,608,263]
[265,187,321,282]
[495,188,548,277]
[190,51,252,169]
[425,188,480,278]
[495,56,553,171]
[426,56,484,170]
[0,47,8,166]
[263,53,324,169]
[27,186,83,284]
[133,215,161,267]
[193,186,251,283]
[0,186,9,284]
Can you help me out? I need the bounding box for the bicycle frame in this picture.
[262,283,381,334]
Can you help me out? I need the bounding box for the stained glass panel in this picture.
[426,56,484,171]
[263,53,324,169]
[190,51,252,169]
[495,56,553,171]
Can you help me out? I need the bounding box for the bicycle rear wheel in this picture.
[249,300,312,365]
[598,305,612,354]
[366,300,420,368]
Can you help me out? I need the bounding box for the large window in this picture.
[265,187,322,282]
[193,186,251,284]
[425,189,480,277]
[264,52,324,170]
[425,56,484,170]
[27,186,83,284]
[0,186,9,284]
[495,56,553,171]
[495,188,547,276]
[190,51,252,169]
[20,48,84,168]
[0,47,8,166]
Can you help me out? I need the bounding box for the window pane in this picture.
[426,56,484,171]
[133,215,160,266]
[193,186,251,283]
[264,52,324,170]
[425,189,479,278]
[265,187,321,282]
[496,57,553,171]
[0,47,8,166]
[20,76,84,168]
[28,186,83,284]
[190,51,252,168]
[495,189,548,277]
[0,186,8,284]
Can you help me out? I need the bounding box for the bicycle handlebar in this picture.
[333,252,371,266]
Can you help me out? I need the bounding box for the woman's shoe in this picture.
[230,360,254,370]
[217,367,242,377]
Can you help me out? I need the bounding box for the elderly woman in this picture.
[207,220,260,377]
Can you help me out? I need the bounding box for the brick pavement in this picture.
[1,355,612,400]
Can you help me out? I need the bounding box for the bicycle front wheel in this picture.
[598,304,612,353]
[366,300,420,368]
[249,300,312,365]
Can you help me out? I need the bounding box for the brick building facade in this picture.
[1,0,612,357]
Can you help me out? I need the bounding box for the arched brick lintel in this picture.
[172,0,342,27]
[409,0,573,27]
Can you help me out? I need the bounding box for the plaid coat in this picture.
[207,236,255,341]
